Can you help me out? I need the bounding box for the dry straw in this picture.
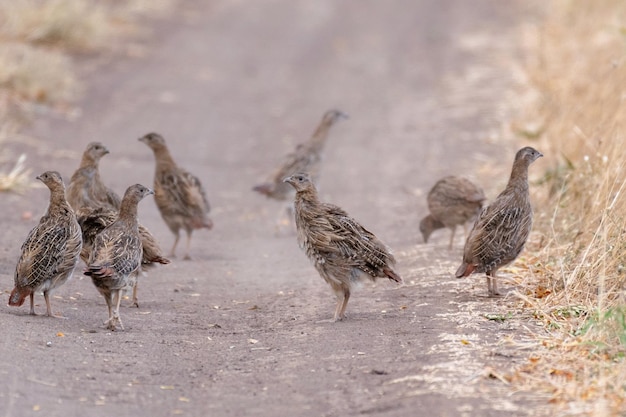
[511,0,626,413]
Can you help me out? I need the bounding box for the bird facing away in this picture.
[284,173,402,321]
[253,109,348,201]
[9,171,82,318]
[420,176,486,249]
[77,206,170,307]
[84,184,154,330]
[455,147,543,296]
[139,132,213,260]
[67,142,121,211]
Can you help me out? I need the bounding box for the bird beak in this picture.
[147,188,155,195]
[338,111,349,120]
[283,176,293,184]
[35,174,42,181]
[138,136,145,143]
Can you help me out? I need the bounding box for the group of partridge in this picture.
[7,110,542,329]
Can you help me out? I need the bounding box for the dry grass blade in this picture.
[510,0,626,414]
[0,153,32,193]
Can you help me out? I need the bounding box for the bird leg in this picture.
[29,292,36,315]
[103,291,114,326]
[448,227,456,250]
[107,289,124,331]
[333,287,351,322]
[44,290,66,319]
[169,231,180,258]
[131,280,139,308]
[486,272,502,297]
[183,230,193,260]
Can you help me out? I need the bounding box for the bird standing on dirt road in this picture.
[284,173,402,321]
[84,184,153,330]
[69,141,169,305]
[455,147,543,296]
[420,176,485,249]
[67,142,121,211]
[139,132,213,260]
[253,109,348,201]
[9,171,82,318]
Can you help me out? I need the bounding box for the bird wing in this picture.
[465,193,532,269]
[159,168,210,217]
[15,213,82,288]
[88,224,142,277]
[316,204,395,271]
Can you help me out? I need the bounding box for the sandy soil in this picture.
[0,1,552,416]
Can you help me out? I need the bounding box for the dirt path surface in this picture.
[1,1,552,416]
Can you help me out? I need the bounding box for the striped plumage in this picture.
[284,173,401,321]
[253,109,347,201]
[84,184,154,330]
[420,176,485,249]
[77,206,170,306]
[139,132,212,260]
[455,147,543,296]
[9,171,82,317]
[67,142,121,211]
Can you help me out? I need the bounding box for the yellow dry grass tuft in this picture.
[511,0,626,413]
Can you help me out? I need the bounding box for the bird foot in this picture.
[46,313,68,319]
[183,254,192,261]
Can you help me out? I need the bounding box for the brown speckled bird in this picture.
[69,141,169,305]
[139,132,213,260]
[455,147,543,296]
[9,171,82,317]
[420,176,486,249]
[284,173,402,321]
[67,142,121,211]
[77,206,170,307]
[84,184,153,330]
[253,109,348,201]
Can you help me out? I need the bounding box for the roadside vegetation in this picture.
[0,0,172,191]
[512,0,626,414]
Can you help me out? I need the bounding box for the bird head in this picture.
[36,171,65,190]
[85,142,110,161]
[516,147,543,165]
[124,184,155,201]
[138,132,167,150]
[283,173,314,192]
[323,109,349,125]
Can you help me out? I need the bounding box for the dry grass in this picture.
[510,0,626,414]
[0,0,173,192]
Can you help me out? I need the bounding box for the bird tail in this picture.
[8,287,28,307]
[252,183,273,197]
[84,265,115,279]
[383,268,402,283]
[142,255,171,267]
[455,262,475,278]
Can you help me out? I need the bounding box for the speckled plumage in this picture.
[253,109,347,201]
[139,133,212,260]
[77,206,170,306]
[67,142,121,211]
[9,171,82,317]
[420,176,485,249]
[455,147,543,296]
[284,173,401,321]
[84,184,154,330]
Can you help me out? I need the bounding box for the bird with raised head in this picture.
[67,142,121,211]
[284,173,402,321]
[455,147,543,296]
[84,184,154,330]
[9,171,82,318]
[139,132,212,260]
[420,176,485,249]
[69,141,169,305]
[253,109,348,201]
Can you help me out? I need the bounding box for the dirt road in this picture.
[1,1,551,416]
